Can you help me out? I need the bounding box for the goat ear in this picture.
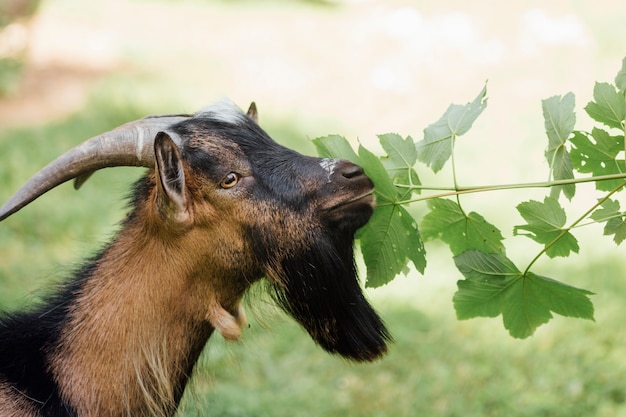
[246,102,258,123]
[154,131,191,224]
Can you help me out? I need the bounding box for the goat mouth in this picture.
[322,192,375,231]
[324,191,375,212]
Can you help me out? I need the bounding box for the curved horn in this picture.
[0,114,190,222]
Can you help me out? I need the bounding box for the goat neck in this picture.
[49,179,251,417]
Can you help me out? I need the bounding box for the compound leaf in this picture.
[501,272,594,339]
[359,204,426,288]
[570,128,625,191]
[420,198,504,255]
[416,84,487,173]
[521,273,594,320]
[453,251,518,320]
[584,82,626,130]
[446,84,488,136]
[513,197,579,258]
[312,134,359,164]
[378,133,421,199]
[454,278,505,319]
[590,198,621,223]
[453,251,594,339]
[542,93,576,200]
[591,198,626,245]
[454,250,519,283]
[358,144,398,204]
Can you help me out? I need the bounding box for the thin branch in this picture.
[385,172,626,206]
[522,182,625,275]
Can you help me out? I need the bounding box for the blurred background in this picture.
[1,0,626,416]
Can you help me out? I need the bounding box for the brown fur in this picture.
[49,173,254,417]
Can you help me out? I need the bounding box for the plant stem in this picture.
[522,182,626,275]
[389,172,626,205]
[449,135,468,217]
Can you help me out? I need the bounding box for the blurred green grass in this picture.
[1,79,626,417]
[180,257,626,417]
[180,280,626,417]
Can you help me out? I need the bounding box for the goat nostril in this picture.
[340,163,365,179]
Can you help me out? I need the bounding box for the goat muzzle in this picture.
[321,160,375,231]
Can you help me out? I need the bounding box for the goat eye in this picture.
[220,172,239,189]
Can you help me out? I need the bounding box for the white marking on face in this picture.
[320,158,339,183]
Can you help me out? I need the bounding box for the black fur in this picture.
[0,260,102,416]
[264,230,391,361]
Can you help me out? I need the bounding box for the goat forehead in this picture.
[251,148,325,179]
[187,136,243,155]
[174,114,328,184]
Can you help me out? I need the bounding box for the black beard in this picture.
[265,231,391,362]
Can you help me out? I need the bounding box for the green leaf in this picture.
[379,133,417,167]
[501,272,595,339]
[591,198,626,245]
[359,204,426,288]
[453,251,518,319]
[357,144,398,204]
[522,273,594,319]
[454,278,505,319]
[312,134,359,164]
[542,93,576,200]
[584,82,626,130]
[453,251,594,338]
[313,135,410,203]
[420,198,504,255]
[415,84,487,173]
[378,133,421,199]
[616,57,626,93]
[513,197,579,258]
[570,128,626,191]
[590,198,621,222]
[454,250,519,283]
[604,216,626,245]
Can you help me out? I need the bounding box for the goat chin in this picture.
[265,228,391,362]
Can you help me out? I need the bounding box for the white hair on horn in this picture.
[195,99,247,125]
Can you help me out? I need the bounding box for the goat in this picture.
[0,101,390,417]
